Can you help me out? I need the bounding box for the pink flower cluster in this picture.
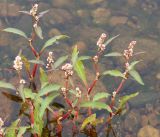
[30,3,38,17]
[61,87,67,98]
[61,63,73,77]
[123,41,137,71]
[97,33,107,52]
[13,56,23,71]
[123,41,136,60]
[46,52,54,69]
[75,87,81,98]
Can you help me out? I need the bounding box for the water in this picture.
[0,0,160,136]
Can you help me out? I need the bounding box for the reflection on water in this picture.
[0,0,160,136]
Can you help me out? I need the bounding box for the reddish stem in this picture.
[28,100,38,137]
[32,64,38,78]
[115,79,126,94]
[29,40,38,57]
[61,110,72,121]
[28,101,34,128]
[87,79,98,95]
[65,97,73,108]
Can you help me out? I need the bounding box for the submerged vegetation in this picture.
[0,3,144,137]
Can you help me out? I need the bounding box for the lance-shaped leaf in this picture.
[119,92,139,109]
[0,81,16,90]
[40,68,48,89]
[128,60,141,71]
[69,89,77,95]
[80,101,112,112]
[5,119,20,137]
[78,56,91,61]
[39,92,59,118]
[17,126,30,137]
[18,84,25,102]
[93,92,110,101]
[104,34,119,47]
[71,46,79,66]
[129,70,144,85]
[32,98,44,136]
[41,35,69,52]
[102,70,125,78]
[92,117,104,126]
[34,25,43,39]
[21,55,30,73]
[23,88,36,100]
[38,10,49,18]
[29,60,44,65]
[3,28,28,39]
[38,84,60,96]
[19,10,30,15]
[104,52,122,57]
[54,55,68,69]
[81,114,96,130]
[74,60,87,87]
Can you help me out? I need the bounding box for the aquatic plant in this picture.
[0,3,144,137]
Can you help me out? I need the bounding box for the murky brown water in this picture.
[0,0,160,136]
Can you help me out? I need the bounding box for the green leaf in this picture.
[92,117,104,126]
[104,52,122,57]
[119,92,139,109]
[38,84,60,96]
[93,92,110,101]
[74,60,87,86]
[80,101,112,112]
[72,98,78,107]
[41,35,69,51]
[128,60,141,71]
[71,46,79,66]
[54,55,68,69]
[40,68,48,89]
[23,88,36,100]
[5,119,20,137]
[18,84,25,102]
[69,89,77,95]
[81,114,96,130]
[3,28,28,39]
[32,97,44,136]
[29,60,44,65]
[17,126,29,137]
[0,81,16,90]
[129,70,144,85]
[104,35,119,47]
[102,70,125,78]
[34,25,43,39]
[78,56,91,61]
[39,93,59,118]
[21,55,30,73]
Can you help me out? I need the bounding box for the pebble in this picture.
[91,8,111,24]
[42,8,73,25]
[0,2,20,17]
[137,125,159,137]
[51,0,75,8]
[48,28,61,37]
[124,109,141,132]
[127,0,137,7]
[85,0,105,5]
[109,16,128,26]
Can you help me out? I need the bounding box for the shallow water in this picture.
[0,0,160,136]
